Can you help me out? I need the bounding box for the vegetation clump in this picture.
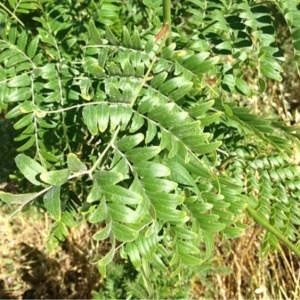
[0,0,299,298]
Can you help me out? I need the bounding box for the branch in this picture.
[246,205,300,257]
[162,0,172,45]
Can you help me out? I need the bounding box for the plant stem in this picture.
[246,205,300,257]
[88,126,121,177]
[0,3,25,27]
[162,0,172,45]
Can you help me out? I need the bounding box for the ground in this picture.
[0,206,299,299]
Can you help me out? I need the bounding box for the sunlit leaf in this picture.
[101,185,142,205]
[40,169,70,186]
[67,153,87,173]
[112,222,138,242]
[15,154,46,186]
[134,161,171,178]
[93,220,112,241]
[0,191,38,204]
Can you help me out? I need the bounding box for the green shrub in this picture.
[0,0,300,296]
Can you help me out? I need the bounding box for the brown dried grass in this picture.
[0,208,299,299]
[0,208,101,299]
[191,223,300,300]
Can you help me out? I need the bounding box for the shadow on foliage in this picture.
[0,115,17,191]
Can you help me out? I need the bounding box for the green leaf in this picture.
[88,19,102,44]
[101,185,142,205]
[13,114,33,130]
[154,207,188,223]
[199,140,222,154]
[188,100,214,117]
[7,74,31,88]
[115,133,144,151]
[15,154,46,186]
[135,234,155,260]
[150,72,168,89]
[170,82,193,101]
[113,222,138,242]
[121,26,132,48]
[7,87,32,105]
[40,169,70,186]
[105,26,119,46]
[261,61,282,81]
[258,77,267,94]
[203,232,215,261]
[0,191,38,204]
[109,105,132,130]
[97,103,109,132]
[222,104,233,118]
[6,54,28,68]
[8,20,17,43]
[125,243,141,267]
[179,252,202,266]
[129,112,144,133]
[177,239,200,254]
[167,161,197,188]
[16,61,33,72]
[142,177,177,193]
[173,226,198,240]
[98,239,116,277]
[125,146,161,163]
[199,219,226,233]
[94,171,124,186]
[39,149,59,163]
[235,77,251,96]
[159,77,187,95]
[67,153,87,173]
[131,28,142,50]
[27,36,39,59]
[80,78,92,101]
[89,198,108,223]
[145,121,157,144]
[108,203,141,223]
[19,101,38,113]
[17,30,28,52]
[134,161,171,178]
[16,135,36,152]
[200,112,223,126]
[0,49,17,62]
[5,104,23,119]
[152,253,168,272]
[223,225,246,239]
[82,105,98,135]
[43,186,61,220]
[149,191,184,208]
[110,156,129,175]
[182,52,210,70]
[93,220,112,241]
[98,48,109,68]
[87,180,102,203]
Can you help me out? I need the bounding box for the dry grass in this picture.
[0,208,299,299]
[191,224,300,300]
[0,207,102,299]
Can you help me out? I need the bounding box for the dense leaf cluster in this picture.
[0,0,299,289]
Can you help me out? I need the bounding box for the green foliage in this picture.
[91,261,192,299]
[274,0,300,70]
[0,0,300,296]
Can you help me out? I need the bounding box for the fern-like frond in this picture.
[1,0,300,287]
[273,0,300,71]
